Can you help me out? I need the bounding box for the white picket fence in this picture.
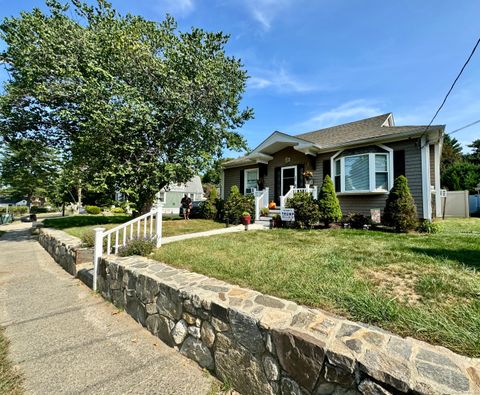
[254,187,269,220]
[92,201,163,291]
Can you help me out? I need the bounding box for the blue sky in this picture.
[1,0,479,156]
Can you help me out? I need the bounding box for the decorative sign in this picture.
[280,208,295,222]
[370,208,381,224]
[285,157,291,164]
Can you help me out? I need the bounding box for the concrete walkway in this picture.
[0,222,221,395]
[162,223,266,244]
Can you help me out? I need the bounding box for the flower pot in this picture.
[242,215,251,225]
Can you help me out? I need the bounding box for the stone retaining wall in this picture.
[96,255,480,395]
[39,228,93,275]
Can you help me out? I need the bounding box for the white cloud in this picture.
[244,0,294,30]
[154,0,195,16]
[248,67,317,93]
[294,100,383,131]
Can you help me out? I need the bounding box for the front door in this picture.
[281,166,297,196]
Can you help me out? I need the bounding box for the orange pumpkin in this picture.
[268,201,276,209]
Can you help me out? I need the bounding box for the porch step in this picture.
[255,219,272,228]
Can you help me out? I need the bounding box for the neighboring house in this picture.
[222,113,444,220]
[159,176,205,214]
[0,198,28,207]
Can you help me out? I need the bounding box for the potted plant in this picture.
[241,211,251,225]
[260,207,270,216]
[272,214,282,228]
[303,170,313,183]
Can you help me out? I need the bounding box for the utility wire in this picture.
[421,37,480,141]
[446,119,480,136]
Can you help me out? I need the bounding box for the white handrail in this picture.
[92,201,163,291]
[280,185,317,208]
[254,188,270,220]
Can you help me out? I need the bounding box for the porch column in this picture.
[434,143,442,218]
[420,137,432,220]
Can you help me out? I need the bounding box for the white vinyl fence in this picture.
[441,191,470,218]
[92,201,163,291]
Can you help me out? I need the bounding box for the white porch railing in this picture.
[280,185,318,208]
[92,200,163,291]
[254,187,269,220]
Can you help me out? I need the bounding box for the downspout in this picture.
[420,136,432,220]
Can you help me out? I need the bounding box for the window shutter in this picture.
[394,150,406,179]
[274,167,281,204]
[297,164,305,188]
[259,163,268,178]
[239,169,245,195]
[323,160,331,179]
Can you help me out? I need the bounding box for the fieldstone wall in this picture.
[39,228,93,275]
[97,255,480,395]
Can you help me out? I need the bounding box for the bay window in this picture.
[333,149,392,193]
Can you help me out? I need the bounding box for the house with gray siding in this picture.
[221,113,444,220]
[159,176,205,214]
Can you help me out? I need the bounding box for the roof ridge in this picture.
[295,113,392,137]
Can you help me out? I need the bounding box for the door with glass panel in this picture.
[281,166,297,195]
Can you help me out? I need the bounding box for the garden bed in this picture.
[152,218,480,357]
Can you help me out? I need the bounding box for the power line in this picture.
[447,119,480,136]
[421,36,480,139]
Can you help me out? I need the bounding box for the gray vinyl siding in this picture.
[223,138,425,218]
[314,139,424,218]
[429,144,435,187]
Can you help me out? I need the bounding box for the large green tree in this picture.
[466,139,480,165]
[441,134,463,172]
[441,162,480,193]
[0,139,59,203]
[0,0,252,211]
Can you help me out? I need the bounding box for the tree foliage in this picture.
[317,175,342,227]
[466,139,480,165]
[382,176,418,232]
[441,162,480,193]
[441,135,463,172]
[0,1,253,212]
[0,139,59,202]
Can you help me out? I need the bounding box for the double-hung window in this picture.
[244,168,259,194]
[333,149,392,193]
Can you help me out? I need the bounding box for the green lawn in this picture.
[152,218,480,357]
[43,215,225,246]
[0,327,23,395]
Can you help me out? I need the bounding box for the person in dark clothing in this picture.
[181,194,192,220]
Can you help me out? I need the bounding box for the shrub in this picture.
[417,220,441,234]
[286,191,320,229]
[318,175,342,227]
[215,198,226,221]
[0,205,29,215]
[223,185,254,224]
[30,206,49,214]
[111,207,125,214]
[260,207,270,216]
[81,232,95,247]
[345,213,371,229]
[383,176,418,232]
[85,205,101,215]
[118,238,155,257]
[198,199,217,219]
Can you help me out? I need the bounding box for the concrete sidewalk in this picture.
[0,222,221,394]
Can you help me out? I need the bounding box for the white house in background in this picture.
[159,175,205,214]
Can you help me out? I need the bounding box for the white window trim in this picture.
[331,145,393,194]
[281,165,297,195]
[244,168,259,195]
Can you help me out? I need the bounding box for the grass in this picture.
[152,218,480,357]
[43,214,225,246]
[0,327,23,395]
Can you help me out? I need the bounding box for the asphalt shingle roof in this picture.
[223,113,445,168]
